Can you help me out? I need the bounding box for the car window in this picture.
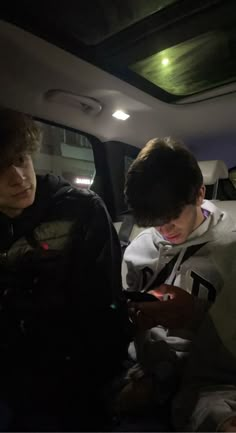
[34,121,95,189]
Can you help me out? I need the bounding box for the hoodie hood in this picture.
[0,174,72,250]
[124,200,236,287]
[157,200,236,248]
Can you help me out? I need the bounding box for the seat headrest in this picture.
[198,160,228,185]
[212,200,236,227]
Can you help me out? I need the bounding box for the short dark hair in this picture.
[125,137,203,227]
[0,108,41,170]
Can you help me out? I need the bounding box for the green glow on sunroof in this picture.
[130,30,236,96]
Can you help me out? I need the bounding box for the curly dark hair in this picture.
[125,137,203,227]
[0,108,41,170]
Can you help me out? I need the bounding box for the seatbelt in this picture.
[118,214,135,253]
[147,242,207,291]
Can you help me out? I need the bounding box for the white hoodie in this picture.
[123,200,236,370]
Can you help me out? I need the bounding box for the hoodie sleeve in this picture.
[122,254,142,291]
[172,267,236,432]
[123,228,161,292]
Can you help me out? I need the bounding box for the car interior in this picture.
[0,0,236,430]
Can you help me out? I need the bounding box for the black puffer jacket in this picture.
[0,174,129,429]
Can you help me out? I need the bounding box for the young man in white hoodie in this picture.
[119,137,236,418]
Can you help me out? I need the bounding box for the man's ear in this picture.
[196,185,206,206]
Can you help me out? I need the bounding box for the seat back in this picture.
[198,160,228,199]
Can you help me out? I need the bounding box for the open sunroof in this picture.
[1,0,236,102]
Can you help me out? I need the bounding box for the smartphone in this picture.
[124,291,160,302]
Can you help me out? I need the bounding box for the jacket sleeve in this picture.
[62,192,131,378]
[71,192,126,308]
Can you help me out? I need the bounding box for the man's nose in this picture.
[160,222,175,233]
[9,165,26,186]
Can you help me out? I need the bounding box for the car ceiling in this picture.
[1,0,181,46]
[0,19,235,149]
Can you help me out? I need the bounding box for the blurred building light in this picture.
[74,177,93,185]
